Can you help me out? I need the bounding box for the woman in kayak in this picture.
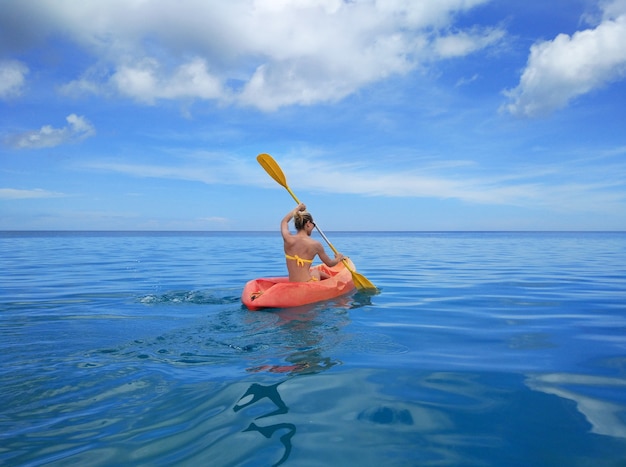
[281,203,345,282]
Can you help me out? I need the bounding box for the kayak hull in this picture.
[242,259,356,310]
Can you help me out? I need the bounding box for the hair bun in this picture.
[292,210,312,231]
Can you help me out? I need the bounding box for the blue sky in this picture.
[1,0,625,231]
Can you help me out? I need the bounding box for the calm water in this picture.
[1,231,626,466]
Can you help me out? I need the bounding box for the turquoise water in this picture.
[1,231,626,466]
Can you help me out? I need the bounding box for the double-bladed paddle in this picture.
[257,153,378,293]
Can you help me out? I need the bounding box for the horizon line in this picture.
[2,230,624,234]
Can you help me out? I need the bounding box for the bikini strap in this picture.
[285,254,313,267]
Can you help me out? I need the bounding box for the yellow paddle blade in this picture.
[341,259,378,292]
[257,153,301,204]
[351,271,378,292]
[257,153,288,189]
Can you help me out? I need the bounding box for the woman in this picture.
[281,203,345,282]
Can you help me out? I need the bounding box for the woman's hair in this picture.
[293,210,314,231]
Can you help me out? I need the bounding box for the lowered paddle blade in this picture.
[351,270,378,292]
[316,225,379,293]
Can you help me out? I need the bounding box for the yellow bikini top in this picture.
[285,254,313,267]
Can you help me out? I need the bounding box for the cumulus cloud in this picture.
[111,58,224,104]
[0,60,28,98]
[6,114,96,149]
[1,0,500,110]
[503,0,626,117]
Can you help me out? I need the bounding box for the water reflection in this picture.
[227,367,626,466]
[234,382,288,419]
[234,382,295,466]
[73,289,626,465]
[526,372,626,439]
[241,296,355,376]
[234,301,350,465]
[243,422,296,466]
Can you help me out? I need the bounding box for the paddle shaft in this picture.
[256,154,341,253]
[282,188,341,256]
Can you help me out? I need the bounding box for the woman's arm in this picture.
[281,203,306,240]
[316,242,345,267]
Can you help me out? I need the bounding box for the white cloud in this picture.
[85,152,626,214]
[503,1,626,117]
[2,0,499,110]
[84,150,262,188]
[602,0,626,20]
[0,188,65,199]
[109,57,224,104]
[6,114,96,149]
[434,27,505,59]
[0,60,28,98]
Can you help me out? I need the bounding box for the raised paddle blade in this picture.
[257,153,288,189]
[257,153,301,204]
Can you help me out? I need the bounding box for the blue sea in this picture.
[2,231,626,466]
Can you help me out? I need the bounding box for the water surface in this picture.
[1,231,625,466]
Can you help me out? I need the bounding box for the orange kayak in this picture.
[241,259,356,310]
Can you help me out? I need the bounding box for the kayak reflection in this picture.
[234,297,353,465]
[234,381,295,466]
[243,295,356,376]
